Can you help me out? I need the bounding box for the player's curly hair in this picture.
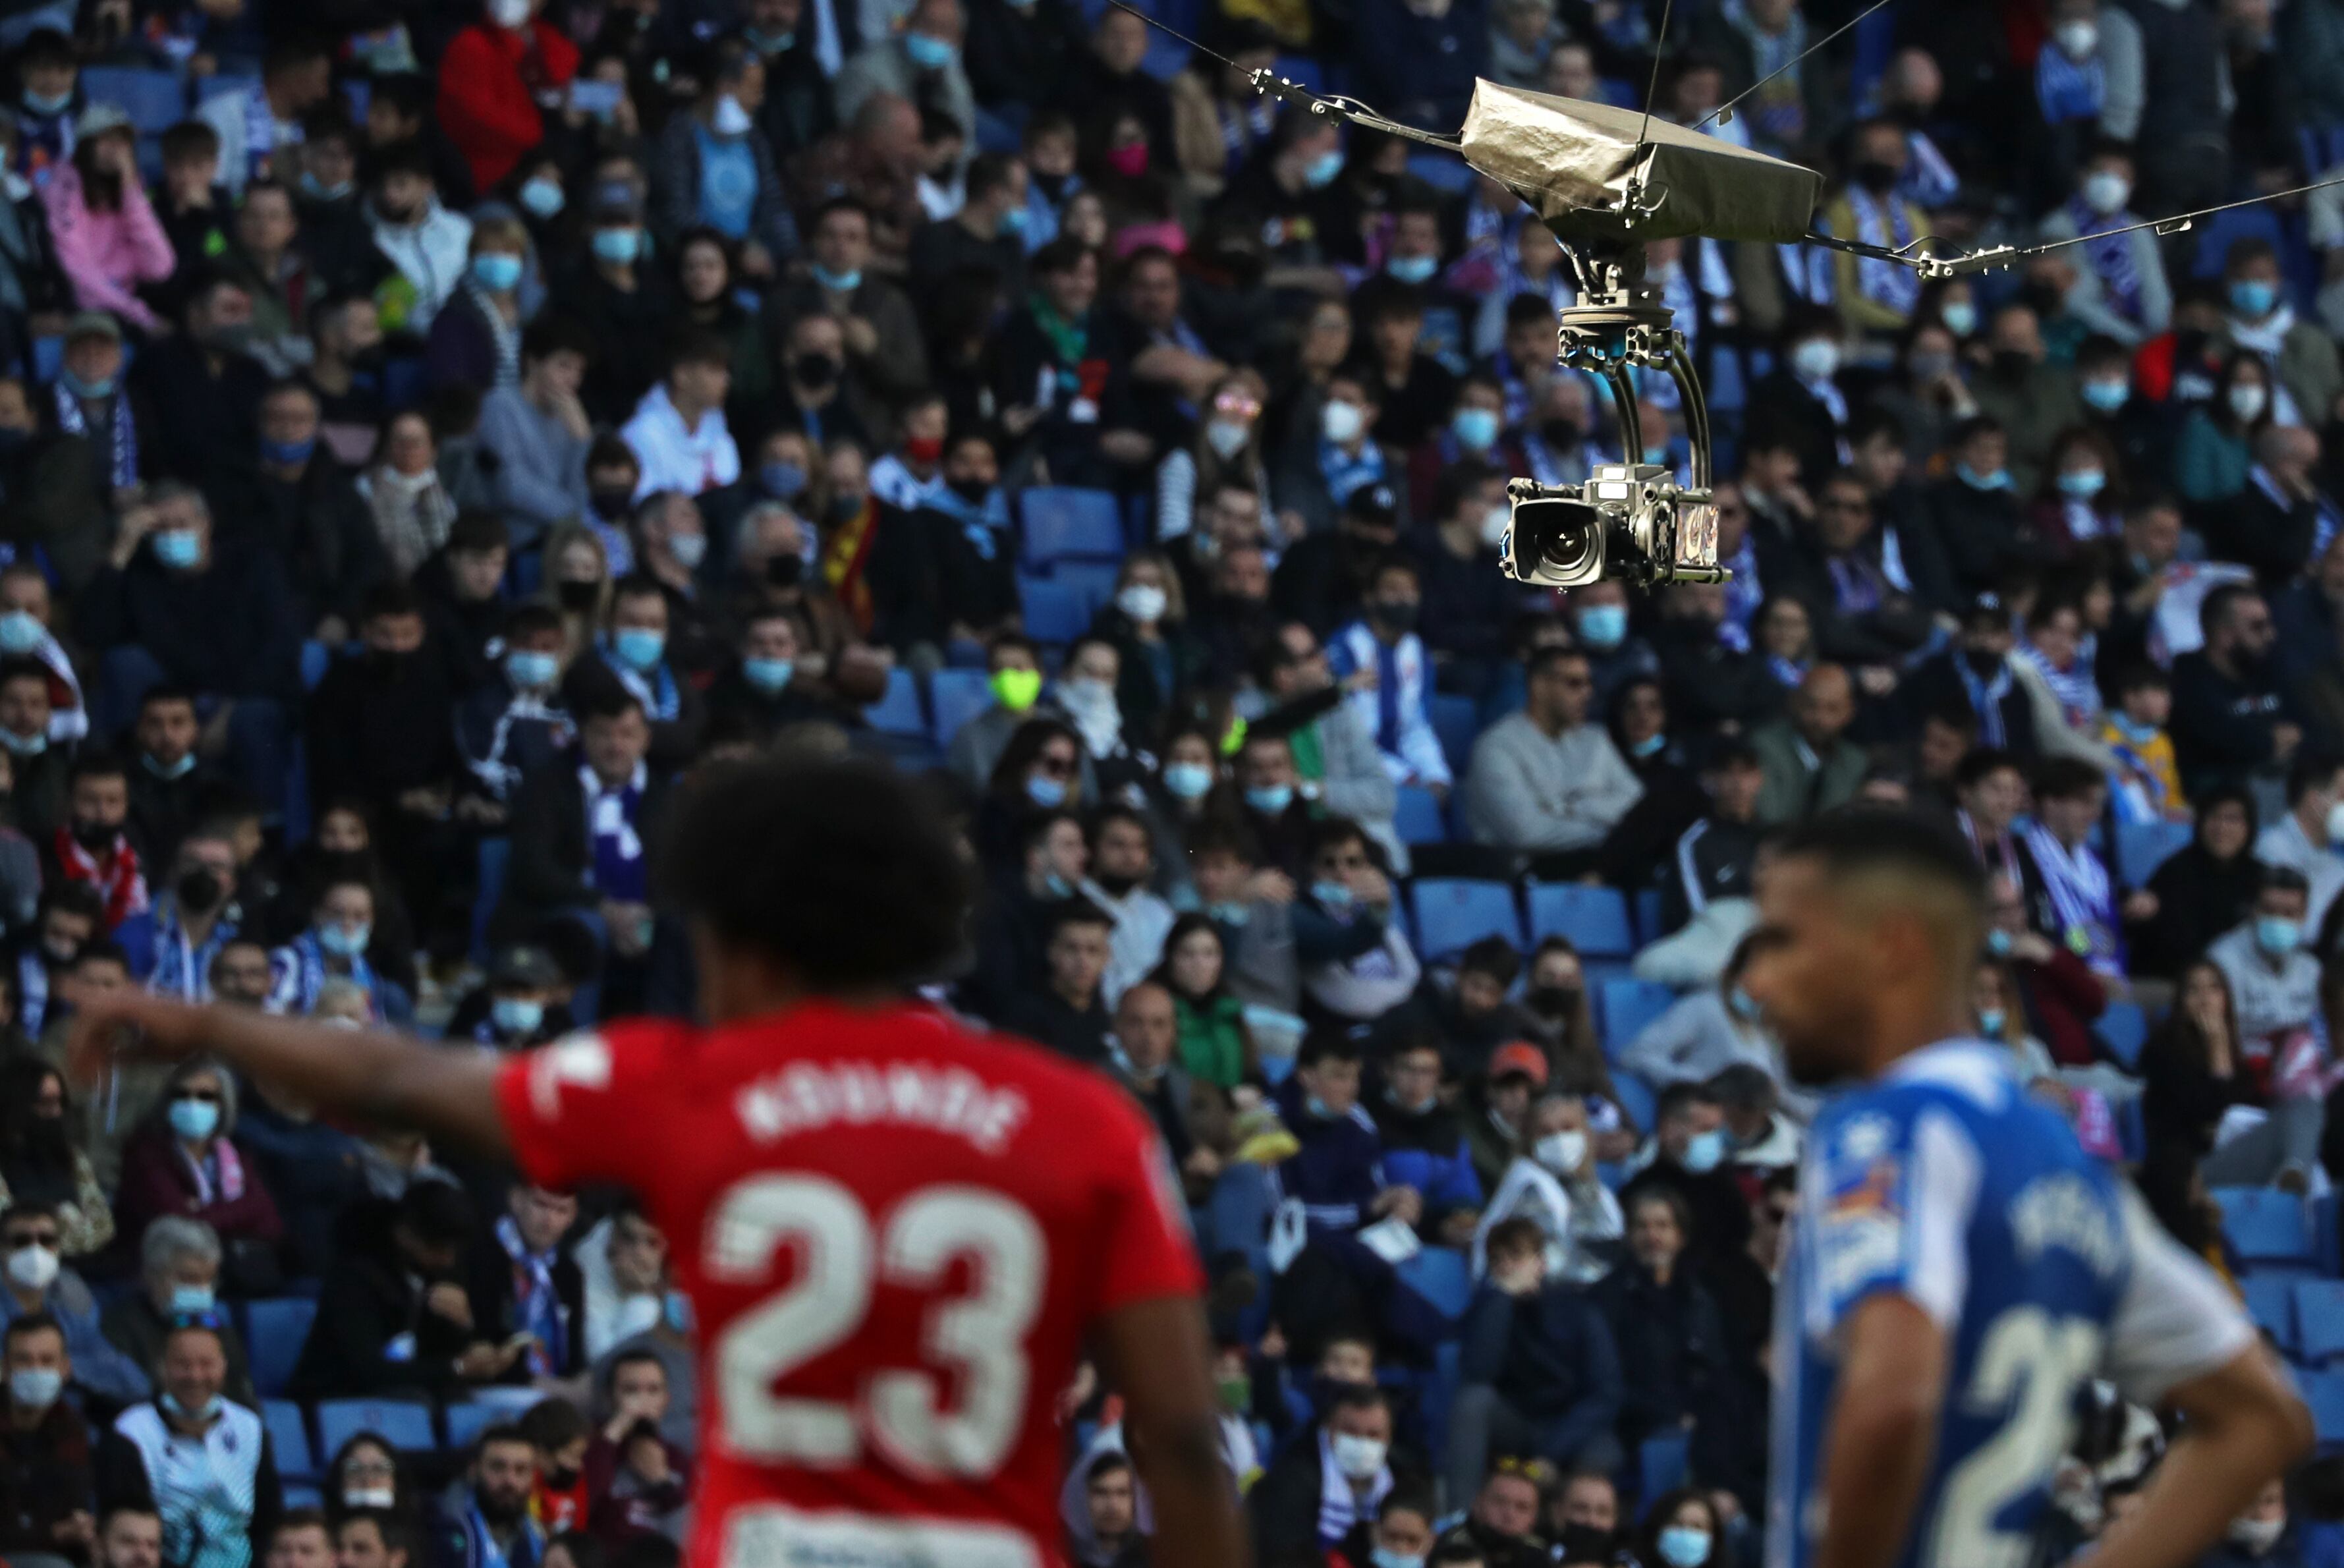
[659,752,970,989]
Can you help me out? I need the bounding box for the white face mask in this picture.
[2229,383,2270,422]
[5,1243,58,1293]
[2055,18,2098,56]
[1535,1129,1587,1174]
[1116,583,1167,623]
[2326,799,2344,847]
[1330,1432,1388,1480]
[1205,418,1252,459]
[487,0,530,25]
[343,1486,397,1510]
[1480,504,1512,549]
[2232,1517,2285,1555]
[1791,338,1839,382]
[712,94,753,136]
[2081,171,2130,216]
[1322,399,1366,445]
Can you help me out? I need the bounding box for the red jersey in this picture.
[493,1002,1204,1568]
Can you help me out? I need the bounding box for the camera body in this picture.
[1499,466,1726,588]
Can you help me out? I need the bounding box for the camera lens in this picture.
[1511,496,1607,583]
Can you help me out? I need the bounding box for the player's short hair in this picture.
[660,755,970,989]
[1773,807,1988,927]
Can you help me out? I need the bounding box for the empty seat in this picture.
[1020,488,1124,565]
[263,1399,316,1482]
[315,1397,436,1456]
[1429,694,1480,778]
[1610,1071,1656,1136]
[443,1401,500,1451]
[2216,1187,2312,1265]
[1396,1246,1472,1320]
[2244,1275,2299,1353]
[244,1298,316,1399]
[1640,1431,1690,1501]
[2115,820,2192,888]
[1049,560,1121,617]
[82,67,185,134]
[2297,1280,2344,1362]
[2096,1001,2148,1069]
[929,667,993,747]
[1527,883,1634,957]
[2304,1368,2344,1447]
[1395,785,1448,845]
[1410,878,1524,958]
[863,667,925,739]
[1019,576,1089,644]
[1599,978,1676,1058]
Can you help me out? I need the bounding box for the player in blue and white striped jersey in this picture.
[1741,810,2310,1568]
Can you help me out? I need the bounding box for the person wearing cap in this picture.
[447,943,570,1050]
[1903,591,2050,758]
[42,104,173,333]
[1270,478,1403,636]
[46,310,136,503]
[1463,1040,1549,1194]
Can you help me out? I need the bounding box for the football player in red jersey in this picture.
[69,753,1248,1568]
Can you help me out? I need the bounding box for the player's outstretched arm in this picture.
[1095,1295,1251,1568]
[1816,1293,1951,1568]
[2083,1345,2311,1568]
[67,992,512,1158]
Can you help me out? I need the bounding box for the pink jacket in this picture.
[42,163,175,329]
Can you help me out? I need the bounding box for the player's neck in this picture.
[1864,997,1973,1076]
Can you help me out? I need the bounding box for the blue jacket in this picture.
[1271,1078,1387,1235]
[1458,1281,1621,1455]
[1368,1092,1484,1221]
[1,1267,150,1407]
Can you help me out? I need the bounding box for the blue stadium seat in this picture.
[1397,1246,1472,1320]
[2244,1274,2299,1353]
[2305,1369,2344,1447]
[930,668,993,747]
[263,1400,316,1482]
[1632,887,1665,945]
[197,73,260,104]
[2320,1193,2341,1277]
[1395,785,1448,845]
[1020,488,1125,566]
[1640,1431,1690,1503]
[28,336,60,385]
[2097,1001,2148,1070]
[1599,978,1675,1057]
[470,837,509,965]
[2115,821,2192,888]
[82,67,185,134]
[1407,149,1476,194]
[1411,878,1524,957]
[2297,1280,2344,1363]
[1526,883,1634,957]
[1271,54,1324,92]
[1430,694,1480,778]
[316,1397,436,1456]
[2215,1187,2312,1265]
[1611,1071,1656,1136]
[244,1298,316,1399]
[864,667,925,739]
[443,1401,499,1451]
[1019,576,1089,644]
[1049,560,1121,617]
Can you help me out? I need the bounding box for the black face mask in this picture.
[767,552,804,588]
[589,486,635,520]
[1094,871,1142,897]
[1528,983,1580,1017]
[1963,648,2005,679]
[557,579,601,612]
[69,819,115,853]
[177,868,224,914]
[544,1466,581,1493]
[1541,416,1582,449]
[1370,598,1419,631]
[793,352,840,389]
[1992,349,2035,381]
[1854,159,1900,193]
[946,474,991,505]
[826,492,864,526]
[1558,1524,1617,1565]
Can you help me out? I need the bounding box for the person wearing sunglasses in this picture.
[113,1059,283,1293]
[1,1199,150,1407]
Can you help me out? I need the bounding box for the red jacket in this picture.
[435,20,579,194]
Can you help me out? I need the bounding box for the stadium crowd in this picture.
[4,0,2344,1561]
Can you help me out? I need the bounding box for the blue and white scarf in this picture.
[148,903,238,1003]
[580,761,649,902]
[1957,656,2014,746]
[54,381,136,490]
[595,642,680,722]
[1314,1429,1391,1546]
[453,1502,543,1568]
[2068,194,2142,322]
[2025,823,2123,976]
[1899,130,1960,209]
[1846,186,1920,318]
[2021,636,2100,729]
[266,933,381,1018]
[2037,47,2105,124]
[495,1214,567,1377]
[926,482,1009,561]
[1318,437,1385,507]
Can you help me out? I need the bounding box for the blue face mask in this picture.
[744,24,794,51]
[1578,603,1628,650]
[2258,915,2302,957]
[22,90,67,116]
[1386,254,1437,285]
[505,649,558,689]
[2056,468,2106,500]
[1957,462,2013,492]
[1304,1093,1337,1120]
[168,1097,221,1142]
[1371,1550,1424,1568]
[491,996,544,1036]
[1658,1527,1712,1568]
[169,1283,217,1316]
[1978,1007,2006,1037]
[810,262,862,292]
[60,368,113,401]
[663,1289,694,1333]
[144,749,196,780]
[1303,148,1345,188]
[592,226,642,264]
[1985,926,2013,958]
[742,656,795,694]
[2110,712,2158,744]
[518,178,564,218]
[2080,378,2129,413]
[1244,783,1293,815]
[1680,1127,1727,1173]
[2231,279,2278,318]
[0,611,41,654]
[903,30,956,68]
[762,461,807,498]
[1631,732,1667,759]
[260,436,316,467]
[1163,762,1214,801]
[8,1366,61,1409]
[1041,871,1074,898]
[471,252,524,293]
[1026,774,1068,808]
[319,920,371,959]
[161,1391,224,1423]
[613,627,666,672]
[1451,407,1499,451]
[999,204,1028,235]
[1312,880,1354,911]
[153,528,203,570]
[1729,985,1762,1021]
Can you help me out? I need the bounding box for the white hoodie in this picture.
[622,383,742,498]
[369,197,474,332]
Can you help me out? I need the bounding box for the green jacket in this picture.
[1175,992,1250,1088]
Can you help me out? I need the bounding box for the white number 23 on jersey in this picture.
[705,1174,1046,1480]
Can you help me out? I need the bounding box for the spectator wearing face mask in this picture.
[0,1059,111,1258]
[1620,936,1779,1094]
[1328,556,1451,797]
[1,1200,148,1408]
[1745,308,1849,490]
[2204,1480,2304,1568]
[1822,121,1928,345]
[113,1059,282,1283]
[98,1218,257,1411]
[438,0,582,197]
[1471,1092,1623,1286]
[444,945,569,1054]
[0,1310,92,1567]
[457,605,576,820]
[1616,1084,1748,1275]
[266,876,405,1023]
[116,829,240,1005]
[95,1319,280,1568]
[2217,238,2340,430]
[365,144,474,336]
[1249,1385,1412,1564]
[965,808,1088,1016]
